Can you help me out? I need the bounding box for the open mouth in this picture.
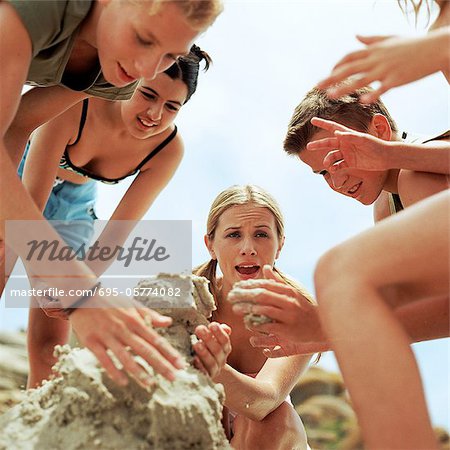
[235,265,260,275]
[137,117,158,129]
[347,182,362,196]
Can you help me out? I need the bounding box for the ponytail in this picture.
[189,44,212,72]
[164,44,212,103]
[193,259,219,306]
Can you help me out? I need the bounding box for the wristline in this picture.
[63,281,102,316]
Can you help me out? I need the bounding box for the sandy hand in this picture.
[193,322,232,380]
[69,294,186,387]
[228,265,328,353]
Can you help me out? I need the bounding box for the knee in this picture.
[314,245,350,298]
[314,242,369,302]
[244,402,308,450]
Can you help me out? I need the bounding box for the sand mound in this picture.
[0,274,230,450]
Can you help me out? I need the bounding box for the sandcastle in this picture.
[0,274,231,450]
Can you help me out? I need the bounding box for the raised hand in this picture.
[307,117,392,173]
[317,33,448,102]
[228,265,328,354]
[193,322,232,380]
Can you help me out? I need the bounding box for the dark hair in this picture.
[283,86,398,156]
[164,44,211,103]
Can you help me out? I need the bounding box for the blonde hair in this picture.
[397,0,433,26]
[131,0,223,31]
[193,185,315,305]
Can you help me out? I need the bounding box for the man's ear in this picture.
[204,234,216,260]
[370,114,392,141]
[275,235,285,260]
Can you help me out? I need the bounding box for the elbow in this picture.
[246,409,267,422]
[245,392,281,422]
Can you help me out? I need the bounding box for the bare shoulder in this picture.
[0,2,30,39]
[397,169,449,208]
[140,128,184,172]
[0,2,31,61]
[373,191,393,222]
[35,100,87,146]
[0,2,32,130]
[165,131,185,158]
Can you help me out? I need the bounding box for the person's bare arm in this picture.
[0,4,184,384]
[3,103,77,294]
[21,105,78,210]
[396,295,449,342]
[215,354,310,421]
[317,29,450,102]
[27,302,71,388]
[308,118,450,175]
[86,135,184,277]
[5,86,88,168]
[384,138,450,175]
[251,295,449,358]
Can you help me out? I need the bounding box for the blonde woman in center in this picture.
[193,184,313,450]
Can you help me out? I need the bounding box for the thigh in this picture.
[336,191,449,298]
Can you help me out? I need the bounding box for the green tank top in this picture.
[7,0,137,100]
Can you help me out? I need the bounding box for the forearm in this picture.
[387,140,450,174]
[433,26,450,80]
[214,364,281,421]
[85,222,139,277]
[395,295,449,343]
[1,144,98,304]
[27,307,71,388]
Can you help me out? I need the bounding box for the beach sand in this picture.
[0,275,230,450]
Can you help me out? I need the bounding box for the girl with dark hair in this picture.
[17,46,211,388]
[0,0,222,387]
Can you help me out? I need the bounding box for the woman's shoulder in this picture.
[139,126,184,169]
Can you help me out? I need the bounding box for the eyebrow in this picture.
[223,225,271,231]
[140,86,183,107]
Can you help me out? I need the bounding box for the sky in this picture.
[1,0,448,430]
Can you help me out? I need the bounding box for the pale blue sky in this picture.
[2,0,448,429]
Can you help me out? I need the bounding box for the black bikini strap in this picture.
[71,99,89,146]
[135,125,178,171]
